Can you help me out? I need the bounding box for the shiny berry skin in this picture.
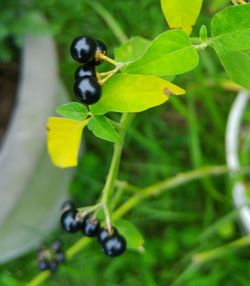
[74,76,102,105]
[91,40,107,66]
[75,64,96,80]
[61,200,75,212]
[70,36,97,63]
[38,260,50,271]
[102,234,127,257]
[81,217,100,237]
[51,239,63,253]
[97,227,118,244]
[60,209,80,233]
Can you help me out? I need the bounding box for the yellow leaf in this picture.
[160,0,203,35]
[90,74,185,115]
[47,117,89,168]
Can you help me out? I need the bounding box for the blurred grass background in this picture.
[1,0,250,285]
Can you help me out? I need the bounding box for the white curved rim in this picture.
[226,90,250,234]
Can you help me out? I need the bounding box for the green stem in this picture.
[85,0,128,44]
[27,272,50,286]
[27,165,250,286]
[101,113,135,231]
[170,235,250,285]
[113,165,229,219]
[193,235,250,264]
[191,37,212,50]
[77,203,101,219]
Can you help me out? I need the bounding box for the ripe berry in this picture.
[51,240,63,253]
[70,36,97,63]
[102,233,127,257]
[91,40,107,66]
[50,261,58,273]
[61,209,80,233]
[81,217,100,237]
[74,76,102,105]
[61,200,76,212]
[75,64,96,80]
[55,252,65,264]
[97,227,118,245]
[38,260,50,271]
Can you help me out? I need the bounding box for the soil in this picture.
[0,61,19,144]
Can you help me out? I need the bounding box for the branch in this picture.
[28,164,250,286]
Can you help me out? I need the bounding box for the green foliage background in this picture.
[1,0,250,285]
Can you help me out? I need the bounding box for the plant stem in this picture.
[85,0,128,44]
[193,235,250,264]
[27,272,50,286]
[191,37,212,50]
[113,165,229,219]
[98,64,121,85]
[27,165,250,286]
[77,203,101,219]
[101,113,135,231]
[97,70,115,77]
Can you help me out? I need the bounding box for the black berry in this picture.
[55,252,65,264]
[75,64,96,80]
[38,260,50,271]
[81,217,100,237]
[91,40,107,66]
[61,200,76,213]
[61,209,80,233]
[74,76,102,105]
[51,240,63,253]
[97,227,118,245]
[70,36,97,63]
[50,261,58,273]
[102,234,127,257]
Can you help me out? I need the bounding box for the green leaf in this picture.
[160,0,203,35]
[211,4,250,89]
[88,116,121,143]
[211,5,250,55]
[124,30,199,76]
[113,219,144,252]
[56,102,89,121]
[90,74,185,115]
[115,36,150,62]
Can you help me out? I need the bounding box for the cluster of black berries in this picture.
[61,201,127,257]
[70,36,107,105]
[37,240,65,273]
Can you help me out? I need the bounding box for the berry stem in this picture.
[97,63,123,85]
[99,71,116,85]
[97,53,118,66]
[77,203,102,219]
[99,63,122,85]
[97,70,115,77]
